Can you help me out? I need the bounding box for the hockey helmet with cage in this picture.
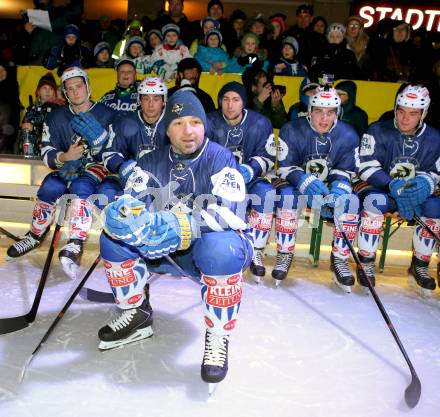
[308,87,341,115]
[395,84,430,117]
[137,76,168,104]
[61,67,90,100]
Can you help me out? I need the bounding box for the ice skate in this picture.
[59,239,84,279]
[6,230,47,260]
[272,252,293,286]
[330,252,354,293]
[98,297,153,350]
[408,256,436,298]
[249,249,265,283]
[201,330,229,392]
[356,255,376,295]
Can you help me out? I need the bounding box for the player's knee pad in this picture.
[247,179,276,213]
[275,184,303,211]
[100,232,140,262]
[95,177,123,209]
[102,256,149,309]
[201,272,243,335]
[69,175,98,200]
[359,190,390,215]
[193,231,252,275]
[37,172,68,204]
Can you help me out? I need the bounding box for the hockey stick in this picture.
[0,226,20,242]
[0,202,68,335]
[334,217,421,408]
[19,254,101,383]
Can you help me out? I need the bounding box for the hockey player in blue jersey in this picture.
[100,58,139,114]
[7,67,115,278]
[206,81,276,283]
[277,87,360,291]
[98,76,168,204]
[356,84,440,296]
[99,90,253,389]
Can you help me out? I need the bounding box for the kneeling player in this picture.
[99,91,252,388]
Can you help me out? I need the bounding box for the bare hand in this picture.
[257,83,272,103]
[59,143,84,162]
[271,89,283,107]
[24,22,35,34]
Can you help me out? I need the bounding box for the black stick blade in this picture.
[405,375,421,408]
[0,315,29,335]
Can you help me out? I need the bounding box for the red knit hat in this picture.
[271,16,286,34]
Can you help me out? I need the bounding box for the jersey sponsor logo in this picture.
[223,319,237,331]
[207,286,242,307]
[106,268,135,286]
[108,100,138,112]
[103,260,112,269]
[275,210,297,233]
[202,275,218,286]
[334,223,357,240]
[360,134,375,156]
[248,210,273,231]
[361,217,382,234]
[128,294,142,305]
[276,137,289,161]
[227,273,241,285]
[276,242,295,252]
[211,167,246,202]
[420,219,440,238]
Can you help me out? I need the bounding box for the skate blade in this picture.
[332,274,352,294]
[408,274,433,298]
[273,279,282,288]
[208,383,218,395]
[59,257,79,280]
[99,326,153,351]
[249,272,264,284]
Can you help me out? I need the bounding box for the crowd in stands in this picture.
[0,0,440,153]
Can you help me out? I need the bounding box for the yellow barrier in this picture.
[17,66,400,124]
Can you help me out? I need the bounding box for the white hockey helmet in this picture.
[395,84,430,117]
[137,76,168,104]
[308,87,341,115]
[61,66,91,100]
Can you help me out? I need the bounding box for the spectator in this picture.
[112,19,143,60]
[194,29,242,75]
[335,80,368,136]
[207,0,228,30]
[100,59,139,114]
[223,9,247,56]
[271,36,307,77]
[245,15,271,50]
[303,16,328,68]
[93,15,119,52]
[19,0,83,65]
[266,14,287,64]
[288,77,319,120]
[242,67,287,129]
[311,16,327,35]
[44,24,92,76]
[309,22,358,81]
[284,4,313,65]
[345,16,373,80]
[145,29,163,55]
[235,33,269,72]
[153,0,195,47]
[122,36,148,74]
[151,24,191,82]
[0,61,20,153]
[190,17,223,56]
[92,41,115,68]
[168,57,215,112]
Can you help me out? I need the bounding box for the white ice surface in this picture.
[1,238,440,417]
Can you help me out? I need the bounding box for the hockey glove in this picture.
[70,112,109,149]
[118,159,137,186]
[325,181,352,208]
[239,164,254,184]
[401,175,433,206]
[59,159,83,181]
[298,173,329,206]
[137,210,192,259]
[389,178,406,200]
[103,195,150,246]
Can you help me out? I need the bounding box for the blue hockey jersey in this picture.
[100,83,139,114]
[277,118,359,186]
[102,110,168,173]
[129,138,248,237]
[41,102,116,170]
[206,109,275,177]
[358,120,440,189]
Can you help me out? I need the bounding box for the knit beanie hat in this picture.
[327,22,346,38]
[208,0,224,14]
[201,16,220,30]
[162,23,180,37]
[205,28,222,46]
[147,29,163,42]
[36,72,57,92]
[64,24,80,39]
[218,81,247,107]
[282,36,299,55]
[164,90,207,131]
[127,36,146,49]
[94,41,111,57]
[230,9,247,23]
[271,16,286,34]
